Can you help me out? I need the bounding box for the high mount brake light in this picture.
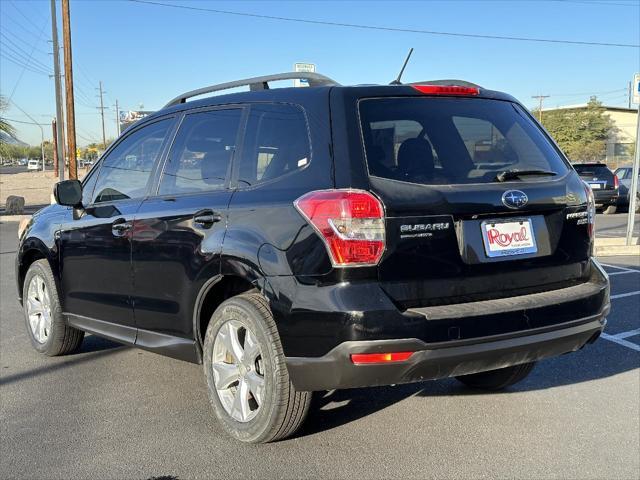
[412,85,480,96]
[294,189,386,267]
[350,352,414,364]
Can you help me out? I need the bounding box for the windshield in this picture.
[359,97,569,185]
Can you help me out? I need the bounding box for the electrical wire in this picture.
[127,0,640,48]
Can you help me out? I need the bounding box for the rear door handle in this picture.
[112,218,132,237]
[193,209,222,228]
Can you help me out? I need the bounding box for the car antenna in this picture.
[390,48,414,85]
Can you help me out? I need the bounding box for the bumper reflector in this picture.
[350,351,414,365]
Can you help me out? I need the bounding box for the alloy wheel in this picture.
[26,274,52,344]
[211,319,265,423]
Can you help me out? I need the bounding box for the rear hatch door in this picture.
[358,94,591,309]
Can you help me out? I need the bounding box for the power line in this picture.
[0,33,52,73]
[0,52,51,76]
[547,88,627,97]
[128,0,640,48]
[1,117,50,127]
[1,9,50,46]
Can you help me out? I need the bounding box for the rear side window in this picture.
[359,97,569,185]
[237,103,310,187]
[159,109,242,195]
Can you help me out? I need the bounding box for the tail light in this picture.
[614,175,619,189]
[583,182,596,240]
[294,189,385,267]
[413,85,479,96]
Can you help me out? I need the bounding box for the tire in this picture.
[455,362,535,391]
[23,259,84,356]
[203,293,311,443]
[603,205,617,215]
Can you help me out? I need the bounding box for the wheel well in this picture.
[19,249,47,296]
[197,276,257,345]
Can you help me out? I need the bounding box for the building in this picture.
[542,104,637,168]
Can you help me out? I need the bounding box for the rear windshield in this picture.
[359,97,569,185]
[573,164,613,179]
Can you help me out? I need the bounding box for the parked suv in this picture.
[573,162,619,214]
[16,73,610,443]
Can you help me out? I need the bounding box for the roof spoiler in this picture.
[164,72,339,108]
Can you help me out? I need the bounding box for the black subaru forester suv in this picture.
[16,72,610,443]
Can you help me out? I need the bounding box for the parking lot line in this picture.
[614,328,640,339]
[607,270,640,276]
[601,332,640,352]
[600,263,640,273]
[610,291,640,300]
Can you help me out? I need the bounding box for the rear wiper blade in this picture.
[495,169,557,182]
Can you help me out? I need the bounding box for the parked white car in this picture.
[27,159,41,171]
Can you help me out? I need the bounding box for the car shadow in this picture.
[297,340,639,438]
[74,334,122,355]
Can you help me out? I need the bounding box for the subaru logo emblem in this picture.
[502,190,528,209]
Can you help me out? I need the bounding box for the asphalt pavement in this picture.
[595,212,640,238]
[0,220,638,480]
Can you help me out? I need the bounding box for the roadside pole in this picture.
[624,103,639,245]
[52,119,58,177]
[115,99,121,137]
[61,0,77,180]
[50,0,65,182]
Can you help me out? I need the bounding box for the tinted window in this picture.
[80,164,99,206]
[159,109,241,195]
[92,119,171,203]
[573,164,613,180]
[359,97,569,185]
[237,104,310,187]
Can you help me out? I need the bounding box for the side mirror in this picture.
[53,180,83,207]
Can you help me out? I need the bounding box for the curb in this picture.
[595,245,640,257]
[595,237,640,257]
[0,215,31,223]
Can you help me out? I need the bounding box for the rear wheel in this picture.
[23,259,84,356]
[455,362,535,390]
[203,293,311,443]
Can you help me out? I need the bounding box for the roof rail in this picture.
[409,79,483,88]
[164,72,339,108]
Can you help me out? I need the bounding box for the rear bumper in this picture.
[284,260,610,391]
[593,189,618,206]
[286,314,607,391]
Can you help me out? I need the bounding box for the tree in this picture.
[0,95,16,140]
[533,97,617,163]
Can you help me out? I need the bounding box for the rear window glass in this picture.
[359,97,569,185]
[573,164,613,179]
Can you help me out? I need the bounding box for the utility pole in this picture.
[97,81,107,149]
[629,81,633,109]
[52,119,58,177]
[115,99,121,137]
[532,95,550,124]
[625,102,639,246]
[61,0,77,180]
[50,0,65,181]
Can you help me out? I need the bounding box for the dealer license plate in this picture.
[481,219,537,258]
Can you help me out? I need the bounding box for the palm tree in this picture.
[0,95,16,140]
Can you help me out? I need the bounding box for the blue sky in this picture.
[1,0,639,145]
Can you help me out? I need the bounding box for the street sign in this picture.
[633,73,640,105]
[294,63,316,87]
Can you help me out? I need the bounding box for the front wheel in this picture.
[455,362,535,390]
[203,293,311,443]
[23,259,84,356]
